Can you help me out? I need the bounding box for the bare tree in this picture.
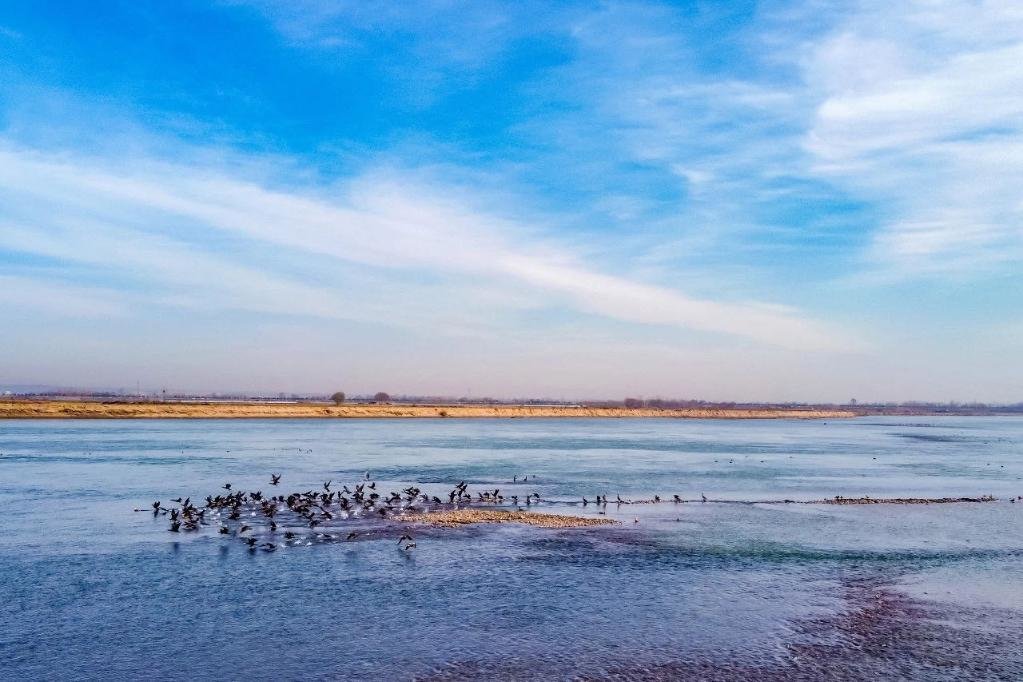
[373,392,390,403]
[331,391,345,406]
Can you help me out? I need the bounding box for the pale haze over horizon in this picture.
[1,1,1021,403]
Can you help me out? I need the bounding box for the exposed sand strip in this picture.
[398,509,619,528]
[812,495,997,505]
[0,399,855,420]
[546,495,1001,506]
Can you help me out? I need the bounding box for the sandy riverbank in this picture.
[0,399,856,420]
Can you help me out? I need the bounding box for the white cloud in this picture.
[0,142,851,351]
[802,0,1023,275]
[527,0,1023,280]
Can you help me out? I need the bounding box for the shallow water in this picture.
[2,416,1022,680]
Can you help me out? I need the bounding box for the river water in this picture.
[2,416,1022,680]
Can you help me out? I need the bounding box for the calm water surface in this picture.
[2,416,1022,680]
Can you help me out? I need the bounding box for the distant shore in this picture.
[0,399,856,420]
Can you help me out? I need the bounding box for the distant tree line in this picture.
[331,391,390,404]
[621,398,736,409]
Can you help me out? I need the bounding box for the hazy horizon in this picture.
[2,1,1021,403]
[5,383,1020,408]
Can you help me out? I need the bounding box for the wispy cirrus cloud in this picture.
[226,0,576,105]
[0,143,849,351]
[801,0,1023,276]
[482,0,1023,280]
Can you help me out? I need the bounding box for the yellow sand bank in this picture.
[399,509,618,528]
[0,399,856,420]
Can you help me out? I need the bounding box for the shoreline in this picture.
[0,399,856,420]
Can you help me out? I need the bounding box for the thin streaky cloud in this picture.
[800,0,1023,275]
[0,144,849,351]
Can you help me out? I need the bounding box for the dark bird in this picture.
[701,493,707,502]
[169,520,181,532]
[244,537,258,547]
[398,532,414,544]
[222,483,232,490]
[270,473,281,485]
[346,532,359,541]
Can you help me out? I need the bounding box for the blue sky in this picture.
[1,1,1021,401]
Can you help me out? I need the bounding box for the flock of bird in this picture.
[142,472,1018,552]
[139,472,725,552]
[145,472,436,551]
[144,473,556,552]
